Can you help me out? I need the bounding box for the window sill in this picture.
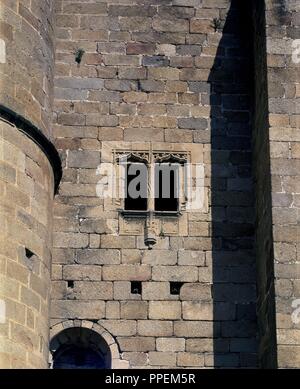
[120,210,181,218]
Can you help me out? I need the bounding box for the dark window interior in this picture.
[131,281,142,295]
[170,282,184,295]
[53,346,106,369]
[67,281,74,288]
[51,327,111,369]
[124,163,148,211]
[155,163,179,212]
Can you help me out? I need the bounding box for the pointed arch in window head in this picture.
[118,153,148,212]
[153,152,188,165]
[116,151,149,165]
[154,155,183,213]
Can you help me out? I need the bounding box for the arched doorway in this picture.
[50,327,111,369]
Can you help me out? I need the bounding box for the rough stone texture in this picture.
[264,0,300,369]
[251,0,300,369]
[50,0,258,369]
[0,122,54,368]
[0,0,299,370]
[0,0,55,139]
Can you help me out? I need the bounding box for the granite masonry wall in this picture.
[0,0,58,368]
[0,0,298,370]
[51,0,257,368]
[0,121,54,368]
[0,0,55,138]
[265,0,300,368]
[252,0,300,369]
[252,0,278,368]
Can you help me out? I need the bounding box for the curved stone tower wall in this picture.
[0,0,60,368]
[0,0,55,139]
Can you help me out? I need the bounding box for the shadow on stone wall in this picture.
[209,0,258,368]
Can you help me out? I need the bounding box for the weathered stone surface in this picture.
[156,337,185,352]
[103,265,151,281]
[177,352,205,367]
[148,352,177,366]
[118,337,156,352]
[51,300,105,320]
[4,0,298,370]
[137,320,173,337]
[152,266,198,282]
[180,283,211,300]
[121,301,148,319]
[149,301,181,320]
[174,321,217,338]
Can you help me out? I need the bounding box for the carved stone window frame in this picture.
[114,149,190,217]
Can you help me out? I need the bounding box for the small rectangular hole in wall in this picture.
[25,248,34,259]
[24,248,35,271]
[131,281,142,295]
[67,281,74,289]
[170,282,184,295]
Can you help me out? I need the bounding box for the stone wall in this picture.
[0,0,60,370]
[265,0,300,368]
[51,0,257,368]
[252,0,300,368]
[0,120,54,368]
[252,0,278,368]
[0,0,55,139]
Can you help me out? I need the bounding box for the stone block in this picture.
[156,337,185,352]
[106,301,120,319]
[152,266,198,282]
[51,300,105,320]
[153,18,189,33]
[174,321,217,338]
[178,118,208,130]
[149,301,181,320]
[278,345,300,368]
[180,283,211,300]
[142,56,169,67]
[192,338,230,354]
[53,233,88,249]
[178,250,205,266]
[142,282,174,300]
[98,320,136,336]
[182,301,213,320]
[76,249,120,265]
[148,67,180,80]
[118,67,147,80]
[137,320,173,337]
[118,337,156,352]
[142,250,176,265]
[148,352,177,366]
[103,265,151,281]
[101,235,136,249]
[177,352,204,367]
[72,281,113,300]
[68,151,100,168]
[121,301,148,319]
[122,352,148,366]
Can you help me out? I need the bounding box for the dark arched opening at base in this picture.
[50,327,112,369]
